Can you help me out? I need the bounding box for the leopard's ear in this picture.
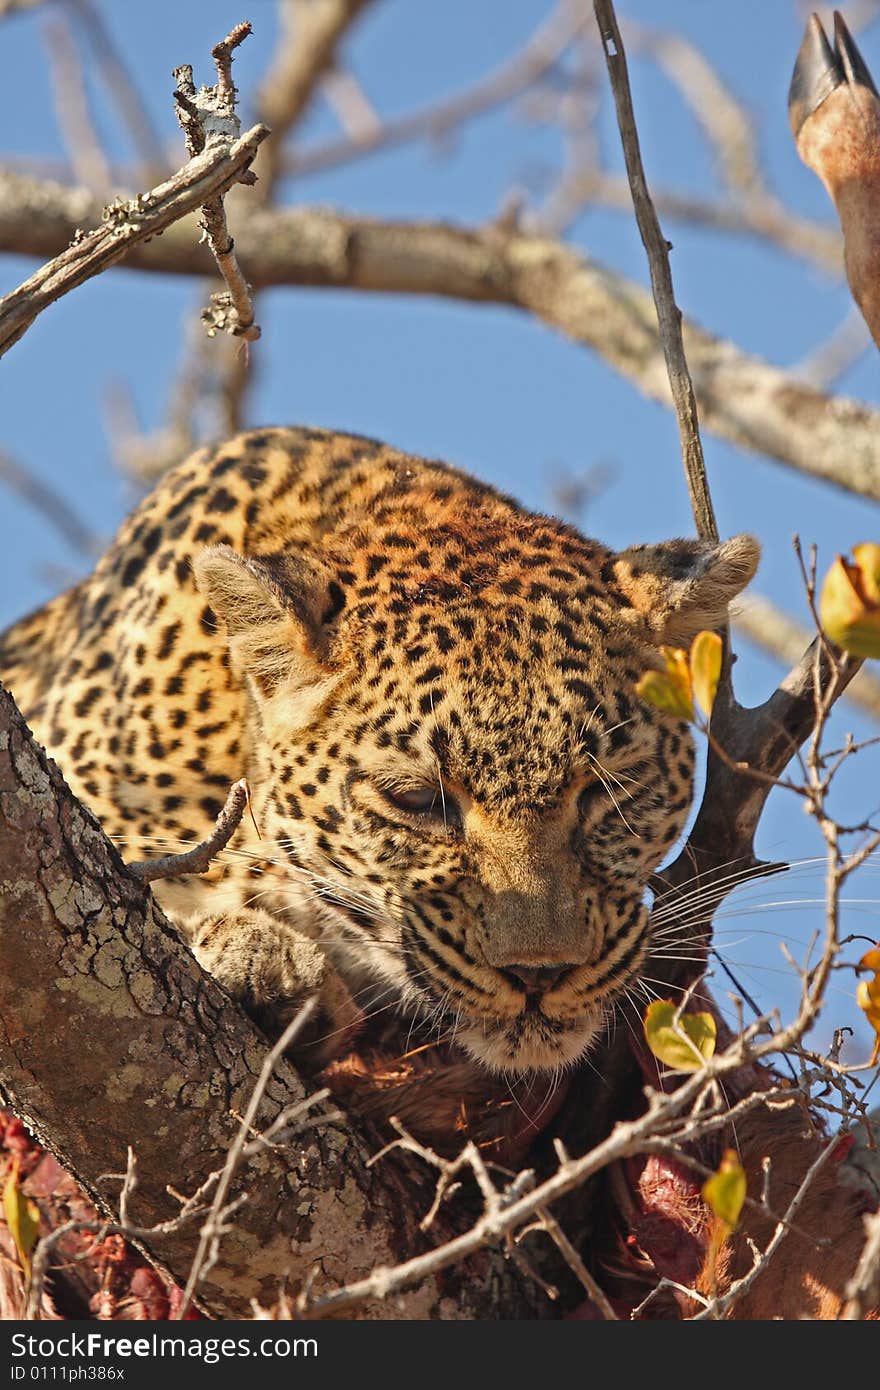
[193,545,345,706]
[612,534,760,647]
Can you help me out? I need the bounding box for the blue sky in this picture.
[1,0,878,1056]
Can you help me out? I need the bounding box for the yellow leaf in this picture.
[636,645,695,721]
[857,943,880,974]
[819,548,880,659]
[853,543,880,605]
[702,1149,746,1232]
[3,1163,40,1278]
[857,975,880,1032]
[643,999,717,1071]
[690,630,723,718]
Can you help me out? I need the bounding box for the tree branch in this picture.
[254,0,375,196]
[594,0,717,542]
[0,683,543,1320]
[734,593,880,721]
[0,449,100,557]
[0,127,267,358]
[1,178,877,500]
[283,1,588,179]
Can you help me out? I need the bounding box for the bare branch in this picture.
[66,0,168,183]
[594,0,716,542]
[534,1206,618,1319]
[255,0,375,196]
[541,168,843,273]
[173,23,261,343]
[283,2,588,179]
[0,449,100,557]
[178,999,318,1317]
[843,1207,880,1319]
[1,183,877,501]
[42,12,112,197]
[0,126,267,359]
[734,593,880,721]
[692,1134,840,1319]
[626,20,761,197]
[795,307,873,389]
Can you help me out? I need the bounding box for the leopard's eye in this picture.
[382,785,462,828]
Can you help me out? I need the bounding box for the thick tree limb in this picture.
[1,175,878,500]
[653,633,863,921]
[0,683,541,1319]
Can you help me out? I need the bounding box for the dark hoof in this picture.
[788,10,878,139]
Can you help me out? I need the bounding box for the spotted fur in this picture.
[0,428,758,1072]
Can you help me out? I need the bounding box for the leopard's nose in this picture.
[502,963,574,994]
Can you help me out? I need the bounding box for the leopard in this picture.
[0,426,758,1076]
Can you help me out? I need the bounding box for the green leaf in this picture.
[702,1149,746,1232]
[643,999,716,1071]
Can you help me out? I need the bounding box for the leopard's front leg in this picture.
[182,907,363,1066]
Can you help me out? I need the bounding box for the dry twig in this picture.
[173,23,261,343]
[127,779,251,883]
[594,0,717,543]
[0,125,267,358]
[178,999,318,1318]
[0,449,100,557]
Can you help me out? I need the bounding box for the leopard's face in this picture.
[0,427,759,1077]
[199,526,700,1074]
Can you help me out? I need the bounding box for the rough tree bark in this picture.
[0,682,545,1319]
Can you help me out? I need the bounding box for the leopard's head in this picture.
[195,516,758,1073]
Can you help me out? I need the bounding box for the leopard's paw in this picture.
[184,907,362,1064]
